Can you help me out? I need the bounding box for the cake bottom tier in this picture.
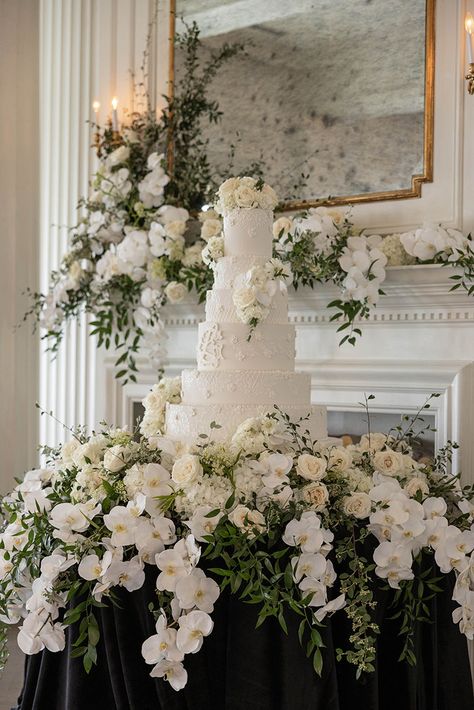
[165,403,327,443]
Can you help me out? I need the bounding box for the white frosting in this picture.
[197,322,295,372]
[163,203,328,444]
[206,289,288,324]
[181,369,311,406]
[166,403,327,443]
[223,208,273,258]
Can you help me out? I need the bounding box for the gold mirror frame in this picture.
[167,0,435,211]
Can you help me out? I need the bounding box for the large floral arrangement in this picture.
[1,390,474,690]
[24,23,243,383]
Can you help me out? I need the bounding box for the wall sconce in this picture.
[466,12,474,94]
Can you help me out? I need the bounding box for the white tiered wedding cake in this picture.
[164,178,327,442]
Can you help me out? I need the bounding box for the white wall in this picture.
[0,0,39,491]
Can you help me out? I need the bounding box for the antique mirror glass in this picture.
[173,0,434,210]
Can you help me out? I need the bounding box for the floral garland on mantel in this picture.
[1,392,474,689]
[27,150,474,383]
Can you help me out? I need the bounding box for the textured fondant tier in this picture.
[213,256,268,289]
[165,403,327,443]
[223,208,273,258]
[197,322,295,372]
[205,289,288,324]
[181,369,310,406]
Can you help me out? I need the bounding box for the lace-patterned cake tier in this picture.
[223,208,273,258]
[181,369,311,406]
[165,403,327,443]
[213,256,268,289]
[205,289,288,324]
[197,322,295,372]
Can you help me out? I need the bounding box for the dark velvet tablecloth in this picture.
[16,566,474,710]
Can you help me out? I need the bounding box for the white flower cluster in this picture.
[141,534,219,690]
[400,224,469,262]
[275,207,347,257]
[140,377,182,437]
[283,512,345,621]
[3,403,474,692]
[338,235,388,305]
[214,177,278,215]
[138,152,170,209]
[232,258,290,327]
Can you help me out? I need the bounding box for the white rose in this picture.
[202,236,224,265]
[229,505,265,535]
[219,177,240,196]
[200,219,222,241]
[103,445,129,472]
[404,477,430,499]
[273,217,292,239]
[359,433,387,452]
[258,184,278,209]
[61,439,80,466]
[172,454,203,488]
[296,454,327,481]
[373,449,405,476]
[328,448,352,473]
[301,482,329,510]
[141,287,161,309]
[165,220,187,239]
[182,243,204,267]
[342,492,371,519]
[165,281,187,304]
[234,185,257,208]
[233,286,256,311]
[106,145,130,167]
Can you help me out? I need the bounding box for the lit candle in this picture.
[466,12,474,64]
[111,97,119,132]
[92,100,100,124]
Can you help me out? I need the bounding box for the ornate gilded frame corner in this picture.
[167,0,435,212]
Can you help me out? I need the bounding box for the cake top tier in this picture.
[214,176,278,215]
[215,177,278,259]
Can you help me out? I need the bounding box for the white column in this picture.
[38,0,168,450]
[0,0,40,491]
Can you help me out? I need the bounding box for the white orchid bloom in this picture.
[105,555,145,592]
[434,527,474,573]
[150,659,188,691]
[18,608,65,655]
[260,452,293,489]
[373,541,414,588]
[175,568,220,613]
[40,553,75,583]
[50,502,100,534]
[103,506,139,547]
[142,614,184,665]
[283,511,324,553]
[78,551,113,581]
[183,506,223,543]
[176,610,213,654]
[292,552,327,584]
[155,549,191,592]
[134,516,176,562]
[314,593,346,622]
[142,463,174,499]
